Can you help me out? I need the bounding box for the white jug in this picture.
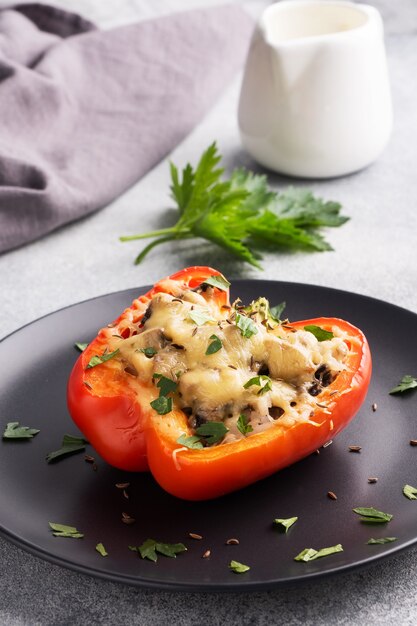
[238,0,392,178]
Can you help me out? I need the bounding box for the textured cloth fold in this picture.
[0,3,253,252]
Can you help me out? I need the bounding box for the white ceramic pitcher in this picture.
[238,0,392,178]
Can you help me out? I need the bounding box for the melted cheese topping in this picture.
[110,287,350,444]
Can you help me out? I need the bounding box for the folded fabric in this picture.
[0,2,253,253]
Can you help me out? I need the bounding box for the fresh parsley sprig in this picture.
[120,143,348,268]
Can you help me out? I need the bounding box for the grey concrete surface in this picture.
[1,1,416,624]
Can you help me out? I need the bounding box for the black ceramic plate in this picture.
[1,280,416,591]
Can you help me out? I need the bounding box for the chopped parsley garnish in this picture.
[403,484,417,500]
[150,374,177,415]
[152,373,178,396]
[188,309,216,326]
[236,414,253,436]
[235,313,258,338]
[294,544,343,562]
[304,325,334,342]
[46,434,88,463]
[244,375,272,395]
[205,334,222,355]
[49,522,84,539]
[201,275,231,292]
[139,347,157,358]
[150,396,172,415]
[3,421,40,440]
[176,434,204,450]
[195,421,228,445]
[270,302,286,323]
[86,348,120,369]
[96,543,108,556]
[129,539,187,562]
[176,422,228,448]
[352,507,393,523]
[121,143,348,269]
[273,517,298,533]
[367,537,397,545]
[389,375,417,395]
[75,342,88,352]
[229,560,250,574]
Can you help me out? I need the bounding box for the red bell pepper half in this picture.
[67,266,371,499]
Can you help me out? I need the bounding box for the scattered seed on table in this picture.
[410,440,417,447]
[327,491,337,500]
[202,549,211,559]
[315,449,320,455]
[123,490,129,500]
[84,454,95,463]
[116,482,130,489]
[349,445,362,453]
[323,440,333,448]
[189,533,203,540]
[368,477,378,483]
[226,538,240,545]
[92,463,98,471]
[371,403,377,412]
[121,512,135,525]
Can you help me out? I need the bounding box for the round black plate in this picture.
[1,280,416,591]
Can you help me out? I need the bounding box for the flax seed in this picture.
[189,533,203,540]
[327,491,337,500]
[348,445,362,453]
[226,538,239,545]
[368,477,378,483]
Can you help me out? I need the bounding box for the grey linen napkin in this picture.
[0,3,253,253]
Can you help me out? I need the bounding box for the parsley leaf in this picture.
[206,334,222,355]
[235,313,258,338]
[237,414,253,436]
[152,373,178,397]
[403,484,417,500]
[3,421,40,440]
[139,347,157,358]
[367,537,397,545]
[96,543,108,556]
[244,375,272,395]
[229,560,250,574]
[389,375,417,395]
[353,507,393,523]
[46,434,88,463]
[131,539,187,562]
[304,325,334,342]
[273,517,298,533]
[86,349,119,369]
[49,522,84,539]
[75,342,88,352]
[202,275,231,292]
[270,301,286,323]
[188,309,216,326]
[294,544,343,562]
[121,143,347,269]
[150,396,172,415]
[176,434,204,450]
[195,422,228,445]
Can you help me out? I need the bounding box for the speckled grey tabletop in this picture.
[1,1,417,624]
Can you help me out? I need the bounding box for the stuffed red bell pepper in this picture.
[67,266,371,499]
